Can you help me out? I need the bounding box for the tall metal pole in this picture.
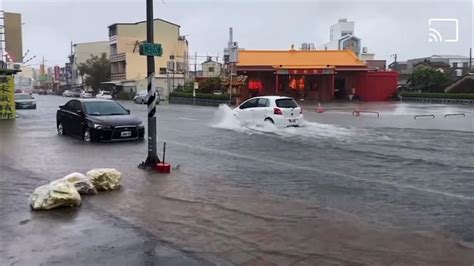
[140,0,160,168]
[469,48,472,71]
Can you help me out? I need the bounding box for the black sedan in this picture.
[15,93,37,109]
[56,99,145,142]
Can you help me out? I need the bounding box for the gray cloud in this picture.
[4,0,472,67]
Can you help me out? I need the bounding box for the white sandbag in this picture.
[86,168,122,191]
[62,172,97,195]
[29,180,81,210]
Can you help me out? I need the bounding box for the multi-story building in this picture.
[108,18,188,99]
[319,19,362,57]
[69,41,109,88]
[201,57,222,78]
[13,66,35,92]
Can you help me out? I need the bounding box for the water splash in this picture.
[211,104,353,140]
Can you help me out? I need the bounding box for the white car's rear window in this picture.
[275,98,298,108]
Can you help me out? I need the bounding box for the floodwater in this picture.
[1,95,473,265]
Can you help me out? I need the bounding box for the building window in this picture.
[463,62,469,68]
[176,62,185,73]
[109,25,117,37]
[453,62,458,68]
[208,67,215,73]
[159,68,167,74]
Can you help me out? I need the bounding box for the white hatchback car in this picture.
[234,96,303,127]
[96,91,113,100]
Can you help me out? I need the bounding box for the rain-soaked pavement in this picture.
[1,95,473,265]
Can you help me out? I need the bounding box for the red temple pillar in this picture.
[275,73,279,95]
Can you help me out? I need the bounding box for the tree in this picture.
[199,77,222,94]
[77,53,111,93]
[408,65,451,93]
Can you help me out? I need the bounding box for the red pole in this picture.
[275,72,279,95]
[332,71,335,99]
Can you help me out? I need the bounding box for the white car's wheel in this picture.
[264,118,275,124]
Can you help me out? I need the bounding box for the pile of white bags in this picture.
[62,172,98,195]
[29,180,81,210]
[86,168,122,191]
[29,168,122,210]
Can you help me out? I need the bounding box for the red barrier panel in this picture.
[357,71,398,101]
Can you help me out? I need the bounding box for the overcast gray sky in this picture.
[4,0,473,67]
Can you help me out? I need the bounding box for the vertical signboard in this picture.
[0,76,15,119]
[65,63,72,84]
[54,66,60,82]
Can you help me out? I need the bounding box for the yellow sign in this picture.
[0,76,16,120]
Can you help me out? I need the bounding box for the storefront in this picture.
[236,50,398,102]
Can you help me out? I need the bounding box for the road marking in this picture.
[166,140,474,201]
[178,117,198,121]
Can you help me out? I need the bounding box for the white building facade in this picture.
[70,41,109,88]
[319,19,362,57]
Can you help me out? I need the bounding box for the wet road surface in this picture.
[1,95,473,265]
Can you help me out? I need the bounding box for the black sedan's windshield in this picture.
[83,101,128,116]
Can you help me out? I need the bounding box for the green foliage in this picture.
[169,92,230,100]
[400,92,474,100]
[199,77,222,94]
[407,65,452,93]
[175,81,194,93]
[77,53,111,94]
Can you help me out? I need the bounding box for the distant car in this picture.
[133,90,161,104]
[233,96,303,127]
[56,99,145,142]
[96,91,113,100]
[72,89,82,98]
[81,91,94,98]
[62,90,74,97]
[15,93,37,109]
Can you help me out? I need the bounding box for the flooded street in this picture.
[1,95,474,265]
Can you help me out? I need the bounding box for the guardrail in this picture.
[401,97,474,105]
[352,111,380,117]
[444,113,466,118]
[414,114,435,119]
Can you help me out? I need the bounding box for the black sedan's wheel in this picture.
[83,128,92,142]
[57,122,65,135]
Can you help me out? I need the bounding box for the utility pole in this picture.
[194,52,197,78]
[469,48,472,71]
[139,0,160,169]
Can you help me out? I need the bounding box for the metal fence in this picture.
[401,97,474,105]
[169,96,231,106]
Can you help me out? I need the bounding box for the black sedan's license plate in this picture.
[121,131,132,137]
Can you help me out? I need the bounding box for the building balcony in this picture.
[109,35,117,43]
[110,52,126,62]
[111,73,126,81]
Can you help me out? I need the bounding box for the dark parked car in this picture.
[56,99,144,142]
[15,93,37,109]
